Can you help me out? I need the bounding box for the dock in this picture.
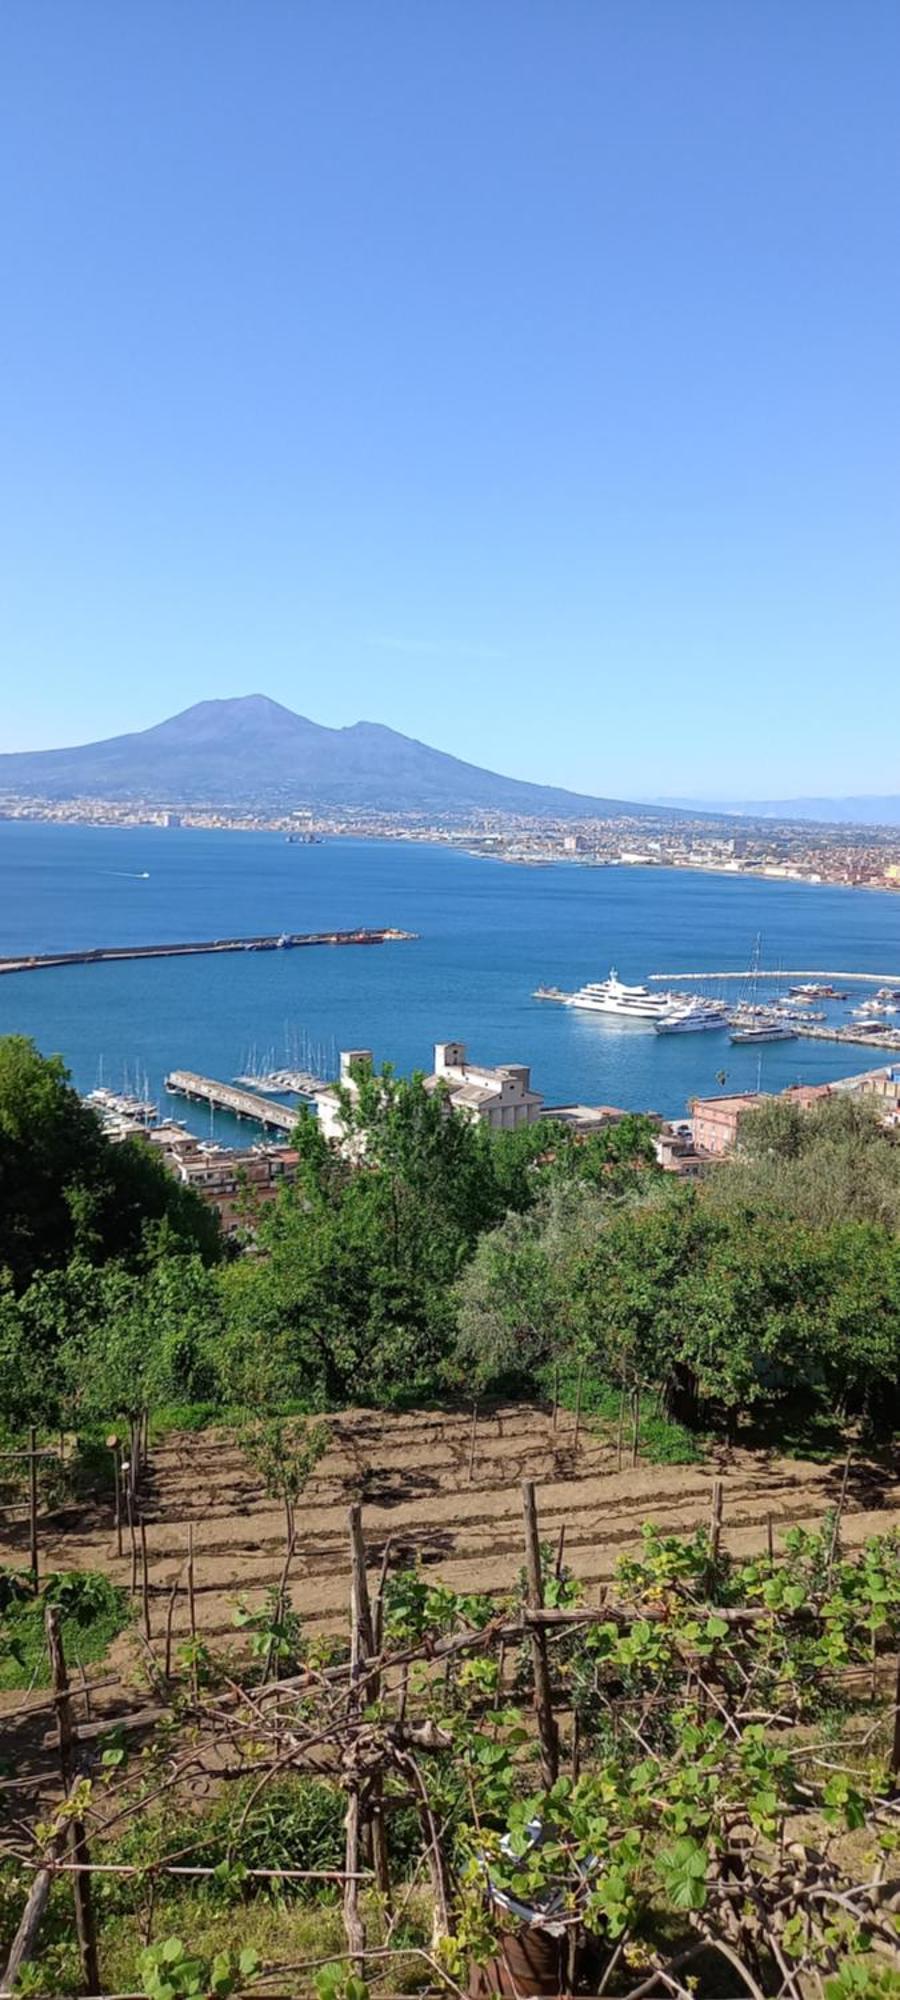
[164,1072,301,1131]
[649,968,900,985]
[792,1023,900,1054]
[0,927,417,978]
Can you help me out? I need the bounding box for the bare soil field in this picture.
[4,1403,900,1652]
[3,1403,900,1813]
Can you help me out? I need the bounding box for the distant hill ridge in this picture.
[655,791,900,827]
[0,694,675,819]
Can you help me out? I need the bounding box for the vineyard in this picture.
[3,1407,900,1997]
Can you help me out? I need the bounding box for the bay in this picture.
[1,820,899,1138]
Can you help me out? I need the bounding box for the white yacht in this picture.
[566,969,671,1022]
[729,1016,798,1045]
[655,998,728,1035]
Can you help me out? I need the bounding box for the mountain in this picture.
[654,793,900,827]
[0,695,673,820]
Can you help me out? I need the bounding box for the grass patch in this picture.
[542,1363,708,1465]
[0,1570,130,1690]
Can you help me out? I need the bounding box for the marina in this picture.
[164,1070,300,1132]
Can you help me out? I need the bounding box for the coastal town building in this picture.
[424,1042,544,1130]
[142,1124,299,1234]
[654,1121,710,1177]
[689,1092,761,1156]
[541,1103,633,1135]
[314,1042,545,1142]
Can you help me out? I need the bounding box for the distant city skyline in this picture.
[2,3,898,795]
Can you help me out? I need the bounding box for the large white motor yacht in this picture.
[655,998,728,1035]
[566,969,671,1021]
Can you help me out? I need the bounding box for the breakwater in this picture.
[0,927,417,977]
[649,968,900,984]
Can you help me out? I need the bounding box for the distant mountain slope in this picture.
[654,792,900,826]
[0,694,676,819]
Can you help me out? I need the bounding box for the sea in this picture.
[1,820,900,1141]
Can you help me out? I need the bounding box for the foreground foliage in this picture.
[4,1517,900,1994]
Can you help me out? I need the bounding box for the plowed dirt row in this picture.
[5,1406,898,1650]
[3,1404,900,1811]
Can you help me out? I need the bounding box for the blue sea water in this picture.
[1,820,900,1137]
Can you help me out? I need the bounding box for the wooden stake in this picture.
[1,1828,67,1992]
[572,1359,585,1453]
[521,1480,559,1788]
[766,1514,774,1570]
[617,1384,626,1472]
[630,1385,641,1468]
[825,1450,852,1588]
[552,1362,559,1433]
[710,1478,724,1568]
[113,1447,123,1561]
[467,1400,478,1483]
[28,1426,39,1588]
[45,1607,100,1997]
[344,1504,371,1969]
[555,1521,567,1581]
[126,1480,137,1598]
[164,1561,186,1681]
[140,1517,151,1641]
[890,1648,900,1790]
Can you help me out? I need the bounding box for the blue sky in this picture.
[1,1,898,799]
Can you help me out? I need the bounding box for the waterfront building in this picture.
[424,1041,544,1131]
[314,1042,544,1141]
[689,1092,763,1156]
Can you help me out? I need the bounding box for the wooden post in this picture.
[630,1385,641,1468]
[766,1513,774,1571]
[28,1426,39,1588]
[164,1562,185,1680]
[710,1478,724,1569]
[45,1607,100,1996]
[572,1360,585,1453]
[187,1524,197,1646]
[555,1521,567,1582]
[126,1480,137,1598]
[552,1362,559,1433]
[109,1439,123,1561]
[616,1384,626,1471]
[521,1480,559,1788]
[344,1504,371,1970]
[467,1401,478,1483]
[890,1648,900,1791]
[140,1517,151,1641]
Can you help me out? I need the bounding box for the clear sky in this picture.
[1,1,898,800]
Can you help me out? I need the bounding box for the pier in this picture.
[164,1072,301,1131]
[791,1023,900,1054]
[648,968,900,985]
[0,927,417,978]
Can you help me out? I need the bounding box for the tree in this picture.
[0,1035,221,1293]
[453,1182,603,1390]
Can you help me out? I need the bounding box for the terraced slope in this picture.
[6,1406,898,1650]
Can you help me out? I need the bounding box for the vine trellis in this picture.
[4,1477,900,1998]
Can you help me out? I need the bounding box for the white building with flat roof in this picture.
[423,1041,544,1130]
[313,1042,544,1144]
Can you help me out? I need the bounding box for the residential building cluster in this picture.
[4,792,900,891]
